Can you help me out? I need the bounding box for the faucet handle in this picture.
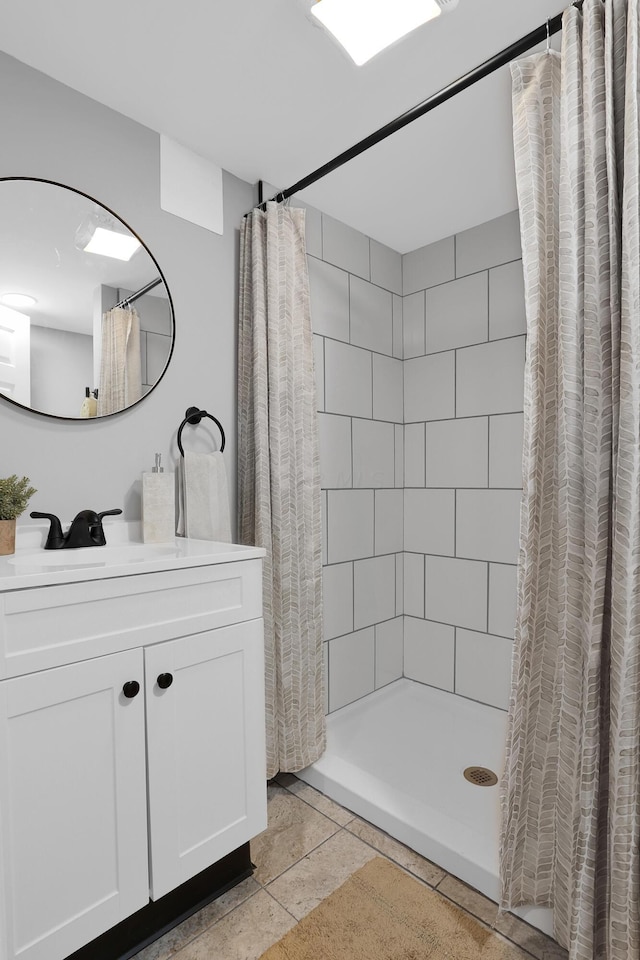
[97,509,123,521]
[30,511,65,550]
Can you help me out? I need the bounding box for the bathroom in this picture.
[0,1,634,959]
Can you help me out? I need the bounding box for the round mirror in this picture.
[0,177,174,420]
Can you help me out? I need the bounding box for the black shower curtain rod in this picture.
[113,277,162,310]
[258,0,582,209]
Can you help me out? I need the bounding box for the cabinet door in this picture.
[145,619,267,899]
[0,649,149,960]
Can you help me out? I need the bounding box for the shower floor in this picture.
[298,678,553,936]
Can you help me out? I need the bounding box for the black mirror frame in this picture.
[0,176,175,422]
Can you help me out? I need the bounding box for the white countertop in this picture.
[0,521,265,591]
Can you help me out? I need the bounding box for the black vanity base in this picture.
[65,843,253,960]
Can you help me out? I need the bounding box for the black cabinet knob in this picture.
[157,673,174,690]
[123,680,140,699]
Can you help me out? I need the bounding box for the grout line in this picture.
[453,627,457,692]
[263,886,300,922]
[403,612,513,642]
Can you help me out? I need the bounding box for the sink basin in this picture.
[9,544,179,567]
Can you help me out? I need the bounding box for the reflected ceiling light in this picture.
[310,0,457,65]
[1,292,37,309]
[75,211,141,262]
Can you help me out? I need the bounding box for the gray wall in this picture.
[30,325,93,418]
[0,52,253,527]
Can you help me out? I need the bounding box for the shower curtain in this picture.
[97,305,142,415]
[500,1,640,957]
[237,201,325,779]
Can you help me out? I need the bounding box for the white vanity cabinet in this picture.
[0,543,267,960]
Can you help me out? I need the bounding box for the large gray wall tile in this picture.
[329,628,375,711]
[352,419,395,488]
[327,490,374,563]
[371,240,402,295]
[324,339,372,419]
[323,214,370,280]
[350,276,393,355]
[489,413,524,488]
[425,556,487,631]
[426,272,488,353]
[393,295,403,359]
[489,260,526,340]
[318,413,352,488]
[455,210,521,277]
[456,336,526,418]
[373,354,403,422]
[395,424,404,488]
[405,352,455,422]
[404,489,454,555]
[455,630,513,710]
[403,291,425,359]
[308,257,349,341]
[403,236,455,295]
[323,562,354,640]
[489,563,518,638]
[425,417,488,488]
[354,555,396,629]
[396,554,404,615]
[375,489,404,554]
[375,618,403,688]
[404,617,454,691]
[456,489,522,563]
[404,423,425,487]
[404,552,425,618]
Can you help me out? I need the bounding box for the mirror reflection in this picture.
[0,178,174,419]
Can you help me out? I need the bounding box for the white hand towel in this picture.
[177,450,231,542]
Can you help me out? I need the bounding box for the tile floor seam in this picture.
[263,884,301,923]
[344,820,442,888]
[157,884,265,960]
[257,824,346,887]
[274,779,355,827]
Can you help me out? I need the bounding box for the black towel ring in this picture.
[177,406,226,457]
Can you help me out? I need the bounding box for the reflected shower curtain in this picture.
[500,2,640,957]
[238,201,325,779]
[97,305,142,415]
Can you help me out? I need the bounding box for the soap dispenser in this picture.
[79,387,97,418]
[142,454,175,543]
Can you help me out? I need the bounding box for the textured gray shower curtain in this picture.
[238,202,326,779]
[500,2,640,957]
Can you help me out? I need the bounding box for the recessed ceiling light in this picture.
[311,0,454,66]
[1,292,37,309]
[82,226,141,261]
[75,211,142,262]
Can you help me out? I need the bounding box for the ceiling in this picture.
[0,0,567,253]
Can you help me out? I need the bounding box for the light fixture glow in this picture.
[311,0,442,65]
[82,226,141,261]
[1,292,37,309]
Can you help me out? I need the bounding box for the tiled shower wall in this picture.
[307,209,406,714]
[401,210,525,711]
[303,199,526,716]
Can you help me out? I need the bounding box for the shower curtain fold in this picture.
[237,202,325,779]
[97,305,142,415]
[500,2,640,957]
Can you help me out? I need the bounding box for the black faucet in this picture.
[30,509,123,549]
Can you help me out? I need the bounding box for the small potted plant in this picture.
[0,475,37,556]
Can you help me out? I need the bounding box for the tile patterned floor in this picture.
[133,775,568,960]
